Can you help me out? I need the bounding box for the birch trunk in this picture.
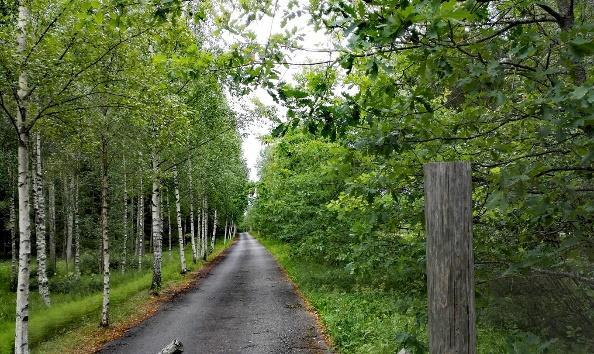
[173,166,187,273]
[33,133,51,306]
[66,176,73,268]
[202,197,208,260]
[197,209,202,258]
[134,194,138,257]
[167,190,172,252]
[73,177,80,278]
[14,4,32,349]
[100,137,110,327]
[138,179,144,271]
[10,181,17,290]
[223,219,228,244]
[122,161,128,272]
[150,153,162,291]
[210,209,217,253]
[188,164,196,263]
[48,181,56,274]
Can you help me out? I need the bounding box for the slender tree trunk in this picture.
[122,160,128,273]
[33,133,51,306]
[66,175,73,267]
[10,176,18,290]
[210,209,217,253]
[173,166,187,274]
[202,197,208,260]
[188,163,196,263]
[73,176,80,278]
[150,153,162,291]
[167,190,172,252]
[133,193,138,257]
[14,2,31,350]
[48,181,56,274]
[223,219,228,244]
[62,174,68,271]
[100,137,110,327]
[138,179,144,271]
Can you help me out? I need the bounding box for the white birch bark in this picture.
[122,160,128,273]
[173,166,187,273]
[14,3,32,349]
[48,180,56,273]
[73,176,80,278]
[150,153,162,291]
[10,180,17,289]
[167,190,172,252]
[201,197,207,260]
[33,133,50,306]
[223,219,228,244]
[100,137,110,327]
[188,164,196,263]
[210,209,217,253]
[138,179,144,271]
[134,193,138,257]
[66,175,73,268]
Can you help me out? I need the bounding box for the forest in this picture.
[1,0,593,353]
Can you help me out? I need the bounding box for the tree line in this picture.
[0,1,249,352]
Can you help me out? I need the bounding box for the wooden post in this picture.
[423,162,476,354]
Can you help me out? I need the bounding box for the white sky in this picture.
[231,1,334,181]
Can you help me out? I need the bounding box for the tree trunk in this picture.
[138,179,144,271]
[14,3,32,349]
[33,133,51,306]
[173,166,187,274]
[202,197,208,260]
[150,153,162,292]
[210,209,217,253]
[48,180,56,274]
[122,160,128,273]
[223,219,228,244]
[100,137,110,327]
[10,175,18,290]
[73,176,80,278]
[188,163,196,263]
[167,190,172,252]
[66,175,73,268]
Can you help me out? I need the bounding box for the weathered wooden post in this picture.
[423,162,476,354]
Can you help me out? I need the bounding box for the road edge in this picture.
[248,232,335,353]
[86,239,240,353]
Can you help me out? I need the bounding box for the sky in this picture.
[233,2,333,181]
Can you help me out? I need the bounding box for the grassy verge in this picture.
[0,241,233,354]
[254,233,512,354]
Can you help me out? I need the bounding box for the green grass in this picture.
[255,234,517,354]
[0,241,232,354]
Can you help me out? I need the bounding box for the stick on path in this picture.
[100,233,329,353]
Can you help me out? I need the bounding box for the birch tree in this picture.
[32,133,51,306]
[173,166,187,273]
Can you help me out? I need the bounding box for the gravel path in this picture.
[100,233,329,354]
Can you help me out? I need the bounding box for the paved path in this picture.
[100,233,329,354]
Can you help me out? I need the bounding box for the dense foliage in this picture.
[247,0,593,351]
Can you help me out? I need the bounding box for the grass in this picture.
[254,233,521,354]
[0,240,232,354]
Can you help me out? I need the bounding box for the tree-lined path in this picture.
[100,233,329,354]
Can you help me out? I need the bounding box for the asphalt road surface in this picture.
[100,233,329,354]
